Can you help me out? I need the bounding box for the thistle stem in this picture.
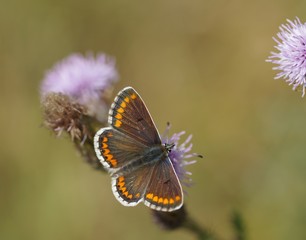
[182,215,217,240]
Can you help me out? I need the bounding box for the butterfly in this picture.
[94,87,183,212]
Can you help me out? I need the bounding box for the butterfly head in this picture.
[164,143,175,153]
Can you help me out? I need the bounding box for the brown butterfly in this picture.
[94,87,183,212]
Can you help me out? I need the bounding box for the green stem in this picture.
[182,215,217,240]
[231,210,246,240]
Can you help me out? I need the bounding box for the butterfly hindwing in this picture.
[108,87,161,146]
[144,157,183,211]
[144,157,183,212]
[111,153,183,211]
[111,163,155,206]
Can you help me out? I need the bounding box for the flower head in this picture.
[41,53,119,120]
[161,123,202,186]
[42,92,88,141]
[267,17,306,97]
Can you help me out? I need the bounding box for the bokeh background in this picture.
[1,0,306,239]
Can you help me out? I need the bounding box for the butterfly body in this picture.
[94,87,183,212]
[110,141,169,177]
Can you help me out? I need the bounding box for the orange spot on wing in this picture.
[102,143,108,149]
[121,187,127,192]
[169,198,174,204]
[104,154,113,160]
[110,159,117,167]
[115,113,122,119]
[102,137,108,142]
[122,191,129,197]
[175,196,181,201]
[120,101,126,108]
[135,193,140,198]
[158,197,163,204]
[124,97,130,103]
[127,194,133,199]
[118,176,124,182]
[117,107,124,113]
[146,193,153,199]
[163,198,169,205]
[153,196,158,202]
[115,120,122,127]
[131,93,137,99]
[103,149,110,155]
[117,182,125,188]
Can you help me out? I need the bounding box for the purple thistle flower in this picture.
[161,123,202,186]
[41,53,119,120]
[267,17,306,97]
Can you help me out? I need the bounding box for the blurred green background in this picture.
[1,0,306,239]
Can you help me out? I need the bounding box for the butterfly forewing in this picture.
[109,87,161,146]
[94,127,147,170]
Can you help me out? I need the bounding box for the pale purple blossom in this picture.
[41,53,119,120]
[267,17,306,96]
[161,123,201,186]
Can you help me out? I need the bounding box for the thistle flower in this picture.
[41,53,119,120]
[42,92,88,141]
[267,17,306,96]
[161,123,202,186]
[40,53,118,170]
